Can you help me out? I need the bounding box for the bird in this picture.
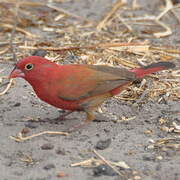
[9,56,175,130]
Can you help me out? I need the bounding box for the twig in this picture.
[156,0,173,20]
[9,130,69,142]
[71,158,130,169]
[0,0,45,6]
[172,70,180,77]
[47,4,89,22]
[19,42,148,52]
[132,0,140,10]
[150,47,180,59]
[153,19,172,38]
[19,153,34,164]
[116,14,133,32]
[0,78,14,96]
[150,46,180,55]
[135,80,152,104]
[170,9,180,24]
[0,41,22,47]
[153,0,180,37]
[9,2,19,61]
[71,158,97,167]
[92,149,123,177]
[119,0,179,37]
[0,47,9,55]
[1,0,89,22]
[156,0,180,23]
[0,23,37,38]
[97,0,127,31]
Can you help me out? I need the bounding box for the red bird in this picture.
[9,56,175,129]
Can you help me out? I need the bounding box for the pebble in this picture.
[21,127,30,134]
[13,102,21,107]
[43,164,55,170]
[143,154,155,161]
[95,139,111,150]
[41,143,54,150]
[93,164,117,176]
[56,147,66,155]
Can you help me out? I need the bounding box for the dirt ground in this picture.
[0,0,180,180]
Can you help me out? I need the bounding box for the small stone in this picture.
[57,172,68,178]
[56,147,66,155]
[13,102,21,107]
[146,145,154,150]
[41,143,54,150]
[103,129,110,133]
[95,139,111,150]
[21,127,30,134]
[43,164,55,170]
[156,156,163,160]
[148,139,155,143]
[143,154,155,161]
[144,129,153,134]
[93,164,117,176]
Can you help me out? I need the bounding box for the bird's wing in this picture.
[57,64,136,101]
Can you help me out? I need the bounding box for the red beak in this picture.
[9,68,25,79]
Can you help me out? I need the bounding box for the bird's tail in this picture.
[130,62,175,78]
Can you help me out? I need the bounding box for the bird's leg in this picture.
[83,93,112,124]
[59,111,73,121]
[67,110,95,132]
[85,111,95,122]
[68,93,111,132]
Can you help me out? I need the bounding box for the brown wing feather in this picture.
[57,64,136,101]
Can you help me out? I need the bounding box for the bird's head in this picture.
[9,56,57,81]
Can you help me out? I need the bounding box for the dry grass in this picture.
[0,0,179,101]
[0,1,179,178]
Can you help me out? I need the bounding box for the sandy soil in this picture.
[0,0,180,180]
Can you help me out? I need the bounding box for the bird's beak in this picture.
[9,68,25,79]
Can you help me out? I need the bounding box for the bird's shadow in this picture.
[23,112,110,132]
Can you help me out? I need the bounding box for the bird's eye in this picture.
[25,63,34,70]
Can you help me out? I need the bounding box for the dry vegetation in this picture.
[0,0,179,101]
[0,0,179,179]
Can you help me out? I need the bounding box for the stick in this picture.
[97,0,127,31]
[92,149,123,177]
[19,42,148,52]
[9,2,19,61]
[0,78,14,96]
[0,23,37,38]
[10,130,69,142]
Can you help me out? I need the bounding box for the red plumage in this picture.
[9,56,175,128]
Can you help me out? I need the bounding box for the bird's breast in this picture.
[32,83,82,111]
